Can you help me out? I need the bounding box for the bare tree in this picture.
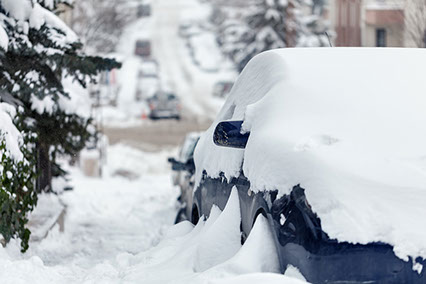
[404,0,426,47]
[71,0,137,52]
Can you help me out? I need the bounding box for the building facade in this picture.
[329,0,426,47]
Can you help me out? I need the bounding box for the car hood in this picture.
[194,48,426,265]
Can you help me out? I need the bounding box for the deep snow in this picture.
[194,48,426,266]
[0,144,307,283]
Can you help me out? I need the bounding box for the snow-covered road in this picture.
[108,0,236,126]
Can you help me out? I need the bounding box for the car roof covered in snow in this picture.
[194,48,426,264]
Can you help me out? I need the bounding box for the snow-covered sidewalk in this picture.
[0,144,307,283]
[0,144,178,283]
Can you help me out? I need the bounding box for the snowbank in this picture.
[0,143,306,283]
[194,48,426,263]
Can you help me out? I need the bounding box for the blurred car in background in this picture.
[137,3,151,17]
[168,132,201,223]
[147,92,181,120]
[178,21,202,38]
[135,40,151,57]
[212,81,233,98]
[138,59,159,78]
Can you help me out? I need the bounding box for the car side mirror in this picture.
[168,157,187,171]
[213,121,250,149]
[167,157,176,163]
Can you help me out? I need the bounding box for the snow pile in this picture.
[122,187,304,283]
[27,193,65,242]
[195,48,426,263]
[0,144,306,283]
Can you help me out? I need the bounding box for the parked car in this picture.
[212,81,233,98]
[147,92,181,120]
[134,40,151,57]
[191,48,426,283]
[138,59,159,78]
[168,132,201,223]
[137,4,151,17]
[178,22,201,38]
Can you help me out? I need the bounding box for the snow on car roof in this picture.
[194,48,426,265]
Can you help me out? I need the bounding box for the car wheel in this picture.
[174,207,186,224]
[191,205,199,225]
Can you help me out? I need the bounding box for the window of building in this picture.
[376,28,386,47]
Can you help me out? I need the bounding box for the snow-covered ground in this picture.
[0,144,307,284]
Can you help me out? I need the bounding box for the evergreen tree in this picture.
[0,0,120,249]
[215,0,330,71]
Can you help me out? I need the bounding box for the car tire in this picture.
[191,205,199,225]
[174,208,186,224]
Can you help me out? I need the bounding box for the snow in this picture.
[61,77,92,118]
[28,193,65,242]
[1,0,77,44]
[30,3,78,45]
[0,103,23,161]
[189,32,223,72]
[30,94,55,115]
[0,23,8,51]
[195,48,426,264]
[0,0,32,22]
[0,144,307,283]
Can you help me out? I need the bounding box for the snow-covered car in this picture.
[178,22,202,38]
[192,48,426,283]
[134,40,151,57]
[168,132,201,222]
[137,3,151,18]
[147,92,181,120]
[138,59,159,78]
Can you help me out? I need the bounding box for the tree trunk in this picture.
[36,142,51,193]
